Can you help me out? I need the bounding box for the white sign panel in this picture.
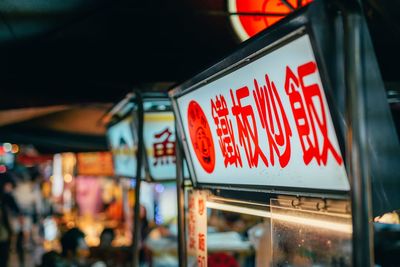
[143,112,189,181]
[144,112,176,180]
[107,116,138,178]
[176,34,349,191]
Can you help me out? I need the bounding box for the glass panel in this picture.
[270,199,352,266]
[144,183,178,267]
[206,207,271,267]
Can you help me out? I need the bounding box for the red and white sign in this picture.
[177,34,349,191]
[188,190,208,267]
[144,112,177,180]
[143,112,190,180]
[228,0,312,41]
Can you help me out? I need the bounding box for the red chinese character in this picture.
[284,62,343,165]
[231,87,269,168]
[189,237,196,250]
[211,95,242,167]
[189,196,195,210]
[253,74,292,167]
[153,127,176,166]
[189,219,195,238]
[197,256,206,267]
[198,233,206,252]
[198,198,205,216]
[190,210,196,223]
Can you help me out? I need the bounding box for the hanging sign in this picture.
[172,34,349,192]
[107,116,138,178]
[144,112,176,180]
[143,111,189,181]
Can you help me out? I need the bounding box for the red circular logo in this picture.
[187,100,215,173]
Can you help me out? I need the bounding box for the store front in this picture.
[104,93,192,266]
[169,1,400,266]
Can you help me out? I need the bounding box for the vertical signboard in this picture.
[188,190,208,267]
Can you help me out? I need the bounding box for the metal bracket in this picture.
[277,195,350,214]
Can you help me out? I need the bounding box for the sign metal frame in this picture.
[106,111,142,179]
[139,96,190,182]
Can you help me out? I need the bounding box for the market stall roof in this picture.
[0,104,111,153]
[0,0,237,110]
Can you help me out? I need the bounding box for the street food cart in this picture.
[105,92,191,266]
[169,1,400,266]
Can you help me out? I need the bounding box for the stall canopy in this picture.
[0,104,111,153]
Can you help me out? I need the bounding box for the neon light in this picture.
[0,165,7,173]
[3,143,12,153]
[228,0,313,41]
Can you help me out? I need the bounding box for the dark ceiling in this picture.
[0,0,398,152]
[0,0,237,109]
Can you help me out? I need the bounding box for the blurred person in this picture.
[139,205,149,243]
[10,167,43,267]
[40,251,66,267]
[224,212,246,233]
[90,227,132,267]
[12,167,43,251]
[138,205,151,266]
[89,228,116,267]
[99,228,115,248]
[60,228,90,267]
[33,216,58,267]
[0,172,21,267]
[27,166,45,234]
[145,223,178,267]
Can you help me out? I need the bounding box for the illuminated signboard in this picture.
[143,111,189,181]
[171,33,349,192]
[228,0,312,41]
[187,190,207,265]
[107,116,138,178]
[76,152,114,176]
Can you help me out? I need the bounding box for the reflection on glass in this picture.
[270,199,352,267]
[144,183,178,267]
[202,208,271,267]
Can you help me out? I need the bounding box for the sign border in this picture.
[106,108,145,180]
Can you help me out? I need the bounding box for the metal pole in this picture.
[340,1,374,266]
[132,92,144,267]
[176,121,187,267]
